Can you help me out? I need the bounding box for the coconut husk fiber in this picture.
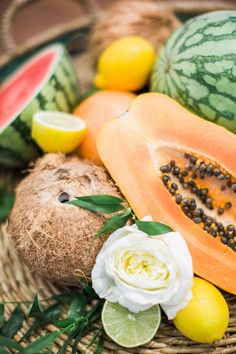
[7,154,122,286]
[90,0,181,61]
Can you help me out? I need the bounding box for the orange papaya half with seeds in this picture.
[97,93,236,294]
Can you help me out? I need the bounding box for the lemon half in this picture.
[32,111,86,153]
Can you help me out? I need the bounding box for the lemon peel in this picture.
[94,36,156,91]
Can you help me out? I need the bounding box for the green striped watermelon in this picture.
[0,44,80,168]
[151,11,236,133]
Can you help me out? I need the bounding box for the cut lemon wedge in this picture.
[32,111,86,153]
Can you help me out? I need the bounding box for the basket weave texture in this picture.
[1,223,236,353]
[1,0,236,352]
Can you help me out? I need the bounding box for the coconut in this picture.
[7,154,122,285]
[90,0,181,61]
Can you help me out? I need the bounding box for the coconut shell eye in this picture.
[58,192,70,203]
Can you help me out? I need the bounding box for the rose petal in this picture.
[91,219,193,316]
[161,289,192,319]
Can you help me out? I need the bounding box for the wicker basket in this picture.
[1,1,236,353]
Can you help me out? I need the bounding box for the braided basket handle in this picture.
[1,0,235,65]
[1,0,100,53]
[169,0,236,13]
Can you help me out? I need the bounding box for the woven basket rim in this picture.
[1,0,236,68]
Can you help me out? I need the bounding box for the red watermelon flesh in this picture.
[0,50,54,132]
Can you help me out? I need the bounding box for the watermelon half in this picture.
[0,44,80,168]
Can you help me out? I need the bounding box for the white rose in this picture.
[92,220,193,319]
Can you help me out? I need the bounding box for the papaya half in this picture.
[97,93,236,294]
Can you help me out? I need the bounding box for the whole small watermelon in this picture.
[151,11,236,133]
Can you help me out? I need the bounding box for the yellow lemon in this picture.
[32,111,86,153]
[173,277,229,343]
[94,36,156,91]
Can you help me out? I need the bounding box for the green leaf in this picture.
[80,281,98,301]
[72,329,85,354]
[87,329,102,348]
[28,295,43,317]
[77,195,124,205]
[68,294,86,319]
[21,303,61,341]
[0,303,4,327]
[22,331,61,354]
[0,190,15,221]
[68,199,125,214]
[53,318,77,329]
[40,302,61,321]
[57,327,79,354]
[0,335,22,350]
[87,301,103,325]
[53,291,78,305]
[1,305,25,338]
[58,301,103,354]
[95,335,104,354]
[135,220,173,235]
[70,319,89,354]
[96,208,131,237]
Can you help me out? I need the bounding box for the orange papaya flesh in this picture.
[97,93,236,294]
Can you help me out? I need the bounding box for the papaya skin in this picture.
[97,93,236,294]
[73,90,136,165]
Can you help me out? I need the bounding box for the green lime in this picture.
[102,301,161,348]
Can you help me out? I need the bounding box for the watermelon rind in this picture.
[0,44,80,168]
[151,11,236,133]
